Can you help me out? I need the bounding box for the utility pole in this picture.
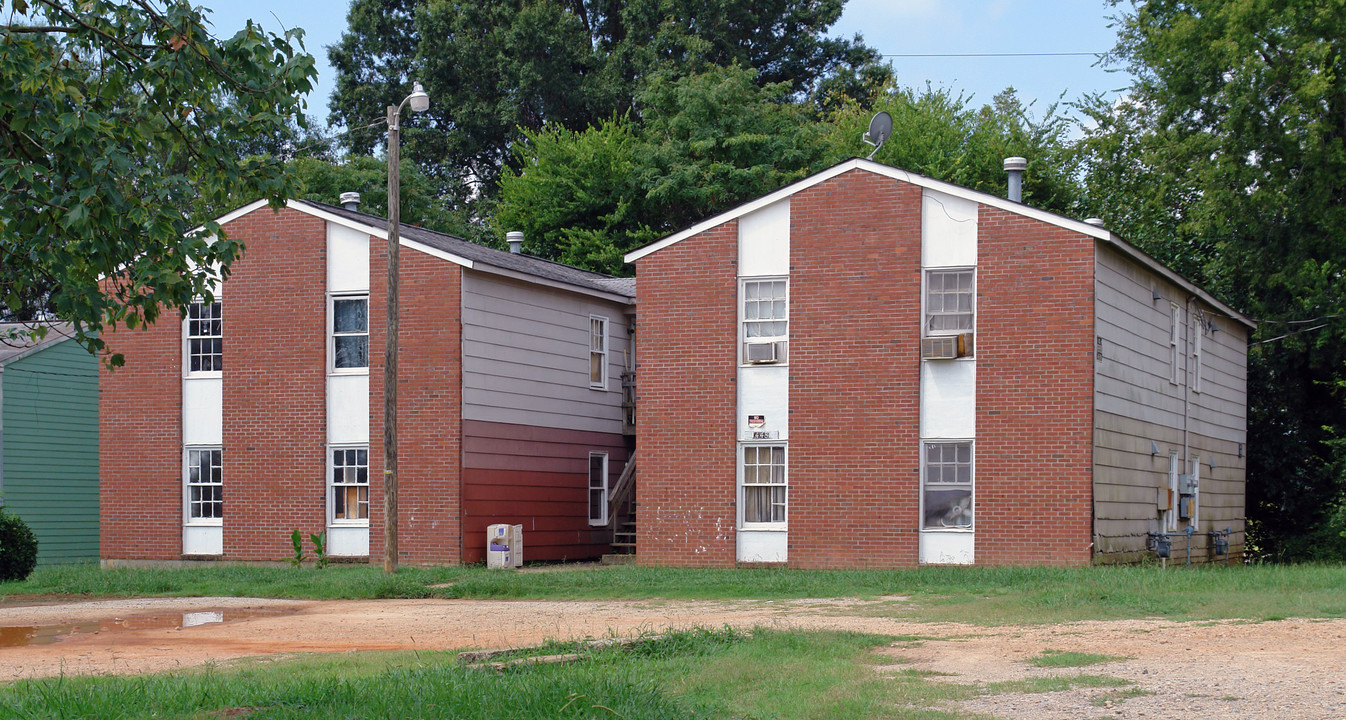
[384,102,401,573]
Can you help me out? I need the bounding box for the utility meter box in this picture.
[486,524,523,569]
[1177,494,1195,521]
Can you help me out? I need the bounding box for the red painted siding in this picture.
[460,419,628,563]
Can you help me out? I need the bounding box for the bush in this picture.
[0,508,39,581]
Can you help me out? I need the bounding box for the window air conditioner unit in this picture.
[921,333,974,360]
[744,340,787,364]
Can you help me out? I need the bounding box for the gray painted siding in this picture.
[1093,245,1248,563]
[0,339,100,565]
[461,271,630,434]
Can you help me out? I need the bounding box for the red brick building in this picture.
[100,199,633,565]
[624,159,1253,567]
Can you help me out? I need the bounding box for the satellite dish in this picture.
[862,111,892,160]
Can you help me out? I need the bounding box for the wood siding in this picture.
[461,419,628,562]
[1,339,99,565]
[1093,245,1248,562]
[461,272,630,434]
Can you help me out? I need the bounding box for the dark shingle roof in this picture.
[295,200,634,300]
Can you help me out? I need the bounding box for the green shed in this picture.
[0,323,99,565]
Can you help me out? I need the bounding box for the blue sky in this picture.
[196,0,1131,127]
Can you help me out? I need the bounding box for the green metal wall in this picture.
[1,338,99,565]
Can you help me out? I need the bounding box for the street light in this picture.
[384,81,429,573]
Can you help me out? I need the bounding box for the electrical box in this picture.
[1177,494,1195,521]
[1156,487,1172,511]
[486,524,523,569]
[1179,474,1199,494]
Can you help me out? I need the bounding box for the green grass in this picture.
[0,629,982,720]
[6,563,1346,624]
[1027,649,1127,668]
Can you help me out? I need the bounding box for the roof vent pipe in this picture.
[506,231,524,254]
[339,192,360,211]
[1003,157,1027,203]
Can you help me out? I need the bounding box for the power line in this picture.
[881,51,1102,58]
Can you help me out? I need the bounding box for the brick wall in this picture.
[634,222,739,566]
[788,170,923,568]
[964,206,1095,565]
[632,168,1098,568]
[223,206,328,560]
[100,313,183,560]
[368,244,463,565]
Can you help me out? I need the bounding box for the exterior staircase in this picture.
[603,452,637,564]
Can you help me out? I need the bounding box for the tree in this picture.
[288,156,482,241]
[1090,0,1346,559]
[497,65,831,274]
[822,84,1084,217]
[0,0,317,362]
[327,0,889,209]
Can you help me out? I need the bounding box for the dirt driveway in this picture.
[2,596,1344,719]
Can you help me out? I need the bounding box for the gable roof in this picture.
[623,158,1253,330]
[0,323,76,367]
[214,199,634,304]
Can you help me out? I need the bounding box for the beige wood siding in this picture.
[461,271,630,434]
[1093,245,1248,563]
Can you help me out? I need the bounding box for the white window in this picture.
[741,278,788,364]
[185,447,222,523]
[331,295,369,371]
[924,269,975,335]
[588,452,609,526]
[921,441,973,530]
[1169,303,1180,384]
[330,446,370,523]
[589,315,608,389]
[741,444,787,527]
[185,301,222,373]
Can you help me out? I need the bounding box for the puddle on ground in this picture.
[0,608,285,648]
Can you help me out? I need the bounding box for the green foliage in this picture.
[0,0,316,364]
[310,531,328,570]
[1087,0,1346,559]
[0,508,39,582]
[289,529,304,568]
[823,84,1084,217]
[327,0,889,210]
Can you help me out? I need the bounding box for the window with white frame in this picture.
[924,269,975,335]
[330,446,369,522]
[1169,303,1180,384]
[185,447,223,522]
[741,444,787,526]
[921,441,973,529]
[588,452,608,525]
[1166,451,1179,531]
[589,315,608,389]
[186,301,222,373]
[331,295,369,371]
[741,278,788,364]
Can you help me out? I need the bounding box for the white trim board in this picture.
[623,158,1254,330]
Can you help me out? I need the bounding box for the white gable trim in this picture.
[623,158,1253,329]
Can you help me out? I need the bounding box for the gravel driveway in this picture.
[2,596,1343,719]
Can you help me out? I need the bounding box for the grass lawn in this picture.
[0,628,1140,720]
[5,562,1346,624]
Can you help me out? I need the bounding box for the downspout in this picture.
[1183,295,1195,513]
